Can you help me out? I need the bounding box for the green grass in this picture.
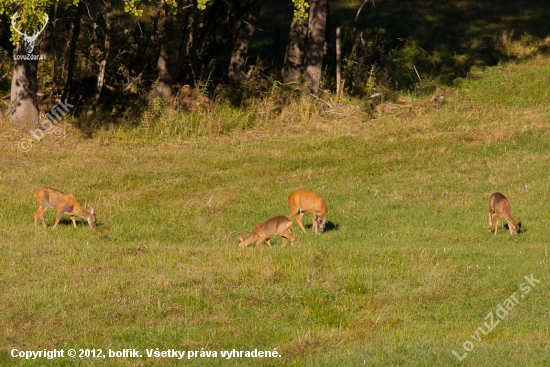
[1,58,550,366]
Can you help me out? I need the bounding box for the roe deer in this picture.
[238,216,295,247]
[287,189,328,234]
[488,192,520,236]
[34,188,96,229]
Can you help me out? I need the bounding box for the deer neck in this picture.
[500,211,518,228]
[72,204,92,219]
[239,234,257,247]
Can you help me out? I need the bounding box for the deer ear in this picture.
[238,234,244,241]
[88,206,94,214]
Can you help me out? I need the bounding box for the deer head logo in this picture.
[11,12,49,54]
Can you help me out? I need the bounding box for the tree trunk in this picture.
[281,17,308,84]
[49,0,60,105]
[86,11,112,121]
[9,42,40,126]
[302,0,328,95]
[336,27,341,96]
[176,7,194,85]
[63,0,84,103]
[227,0,262,86]
[154,8,184,101]
[138,6,161,85]
[192,0,222,85]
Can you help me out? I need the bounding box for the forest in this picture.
[0,0,549,131]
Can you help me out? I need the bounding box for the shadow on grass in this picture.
[324,221,338,232]
[302,221,338,233]
[504,223,526,235]
[43,217,98,228]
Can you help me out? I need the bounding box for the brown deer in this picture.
[488,192,520,236]
[238,216,295,247]
[34,188,96,229]
[288,190,328,234]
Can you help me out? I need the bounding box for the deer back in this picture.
[288,190,328,216]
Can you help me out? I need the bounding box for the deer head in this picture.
[11,12,49,54]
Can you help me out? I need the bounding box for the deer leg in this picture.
[507,220,515,235]
[34,207,44,227]
[255,236,267,247]
[53,211,65,230]
[494,216,499,236]
[296,212,307,233]
[39,202,49,227]
[488,210,493,232]
[281,237,288,246]
[312,217,319,233]
[70,216,77,228]
[282,231,296,246]
[288,207,299,220]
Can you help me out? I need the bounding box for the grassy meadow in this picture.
[1,58,550,366]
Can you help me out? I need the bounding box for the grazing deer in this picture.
[238,216,295,247]
[34,188,96,229]
[488,192,520,236]
[287,189,328,234]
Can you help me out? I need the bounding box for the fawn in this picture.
[238,216,295,247]
[288,189,328,234]
[488,192,520,236]
[34,188,96,229]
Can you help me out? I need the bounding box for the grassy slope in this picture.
[1,58,550,366]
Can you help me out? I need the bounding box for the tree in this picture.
[282,0,309,85]
[152,0,209,101]
[227,0,262,86]
[282,0,328,95]
[9,40,40,126]
[85,3,113,122]
[63,0,84,102]
[154,3,185,101]
[1,1,53,126]
[302,0,328,95]
[281,16,308,85]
